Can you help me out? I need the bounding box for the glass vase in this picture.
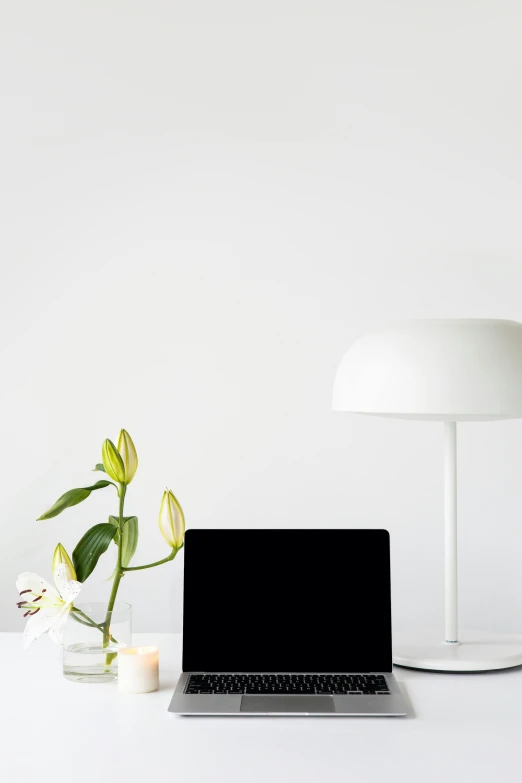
[63,602,132,683]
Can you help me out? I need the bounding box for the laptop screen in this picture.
[182,529,392,673]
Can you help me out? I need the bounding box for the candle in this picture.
[118,646,159,694]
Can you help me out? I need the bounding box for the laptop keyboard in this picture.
[186,673,390,695]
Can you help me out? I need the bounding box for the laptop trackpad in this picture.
[241,695,335,714]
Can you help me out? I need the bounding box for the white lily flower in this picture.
[52,543,76,582]
[16,563,82,649]
[159,489,185,549]
[117,429,138,484]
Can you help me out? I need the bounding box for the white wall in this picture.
[2,0,522,638]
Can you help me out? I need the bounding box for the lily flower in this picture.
[52,543,76,581]
[117,429,138,484]
[102,438,126,483]
[159,489,185,549]
[16,563,82,649]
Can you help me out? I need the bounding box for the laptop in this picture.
[169,529,407,716]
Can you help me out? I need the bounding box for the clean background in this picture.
[2,0,522,636]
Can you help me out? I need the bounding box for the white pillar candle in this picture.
[118,646,159,694]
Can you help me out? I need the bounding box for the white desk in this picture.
[1,632,521,782]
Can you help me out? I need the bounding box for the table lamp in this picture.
[333,318,522,671]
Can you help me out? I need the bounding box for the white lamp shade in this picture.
[332,319,522,421]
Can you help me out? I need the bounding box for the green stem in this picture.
[71,607,118,644]
[103,484,126,664]
[122,545,181,572]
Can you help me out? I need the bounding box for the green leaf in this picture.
[93,463,107,473]
[121,516,139,568]
[107,516,139,578]
[108,514,120,545]
[72,523,118,583]
[37,480,113,520]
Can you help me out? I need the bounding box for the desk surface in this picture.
[1,632,520,782]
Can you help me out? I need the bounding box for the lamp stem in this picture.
[444,421,459,644]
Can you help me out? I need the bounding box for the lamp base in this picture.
[393,629,522,672]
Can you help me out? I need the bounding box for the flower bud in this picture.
[102,439,126,483]
[159,489,185,549]
[117,429,138,484]
[52,543,77,581]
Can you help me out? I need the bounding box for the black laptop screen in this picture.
[182,529,392,673]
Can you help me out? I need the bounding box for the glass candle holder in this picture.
[118,646,159,693]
